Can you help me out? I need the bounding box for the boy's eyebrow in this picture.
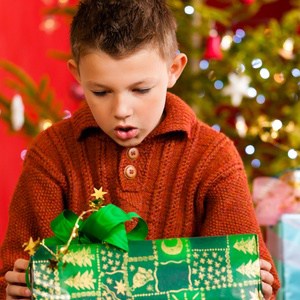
[86,79,156,88]
[86,82,110,89]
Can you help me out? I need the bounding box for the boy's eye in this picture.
[92,91,108,97]
[133,88,151,94]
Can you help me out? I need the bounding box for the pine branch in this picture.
[44,5,77,19]
[0,60,38,94]
[0,61,63,137]
[43,6,77,18]
[47,49,72,61]
[0,94,10,110]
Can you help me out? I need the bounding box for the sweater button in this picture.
[127,147,139,160]
[124,165,137,179]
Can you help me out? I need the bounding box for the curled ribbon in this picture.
[43,204,148,252]
[25,204,148,289]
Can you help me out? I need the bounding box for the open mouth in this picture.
[114,126,138,140]
[118,127,132,132]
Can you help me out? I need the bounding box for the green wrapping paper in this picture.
[29,234,263,299]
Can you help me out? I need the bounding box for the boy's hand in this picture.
[5,259,31,299]
[260,259,274,300]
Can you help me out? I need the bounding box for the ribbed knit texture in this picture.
[0,92,279,297]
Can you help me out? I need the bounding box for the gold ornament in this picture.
[90,187,107,209]
[38,187,108,270]
[91,187,107,200]
[39,119,53,131]
[23,237,41,256]
[278,38,294,60]
[161,239,183,255]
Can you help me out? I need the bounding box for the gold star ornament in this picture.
[90,187,107,209]
[23,237,41,256]
[91,187,107,200]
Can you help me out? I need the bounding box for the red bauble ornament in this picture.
[240,0,255,4]
[203,30,223,60]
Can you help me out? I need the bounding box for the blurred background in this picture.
[0,0,299,246]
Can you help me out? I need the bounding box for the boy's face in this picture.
[69,47,186,147]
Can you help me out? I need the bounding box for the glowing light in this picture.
[271,119,283,131]
[235,29,246,39]
[63,110,72,119]
[40,16,59,33]
[236,64,246,74]
[233,36,242,44]
[184,5,195,15]
[251,58,262,69]
[279,38,294,60]
[20,149,27,161]
[212,124,221,132]
[214,80,224,90]
[271,131,279,139]
[235,115,248,138]
[11,94,24,131]
[256,94,265,104]
[273,73,285,84]
[260,68,270,79]
[288,149,298,160]
[247,87,257,98]
[221,35,233,50]
[283,38,294,52]
[292,68,300,78]
[245,145,255,155]
[58,0,69,4]
[40,119,53,131]
[199,60,209,70]
[286,121,295,132]
[251,159,261,168]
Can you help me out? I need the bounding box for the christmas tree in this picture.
[0,0,299,183]
[170,0,300,181]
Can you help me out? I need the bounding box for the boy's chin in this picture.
[112,137,143,148]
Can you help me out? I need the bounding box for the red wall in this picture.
[0,0,79,244]
[0,0,293,244]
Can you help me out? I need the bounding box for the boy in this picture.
[1,0,279,298]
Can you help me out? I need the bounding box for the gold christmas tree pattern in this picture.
[29,234,262,299]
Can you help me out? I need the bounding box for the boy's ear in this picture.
[67,59,81,83]
[167,53,188,88]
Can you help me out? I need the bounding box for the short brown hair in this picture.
[70,0,178,63]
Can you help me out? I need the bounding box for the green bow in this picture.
[44,204,148,252]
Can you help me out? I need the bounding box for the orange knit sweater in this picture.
[0,92,279,297]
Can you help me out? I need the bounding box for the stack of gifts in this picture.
[25,188,263,299]
[252,169,300,300]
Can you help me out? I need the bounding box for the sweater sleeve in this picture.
[0,131,67,298]
[198,136,280,298]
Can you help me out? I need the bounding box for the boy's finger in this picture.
[260,259,272,271]
[261,281,272,300]
[6,283,31,298]
[13,259,29,272]
[5,270,27,284]
[260,269,274,285]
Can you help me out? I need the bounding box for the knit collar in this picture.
[72,92,196,140]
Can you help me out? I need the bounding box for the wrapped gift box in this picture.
[267,214,300,300]
[29,234,262,299]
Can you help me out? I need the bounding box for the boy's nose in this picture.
[113,94,133,120]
